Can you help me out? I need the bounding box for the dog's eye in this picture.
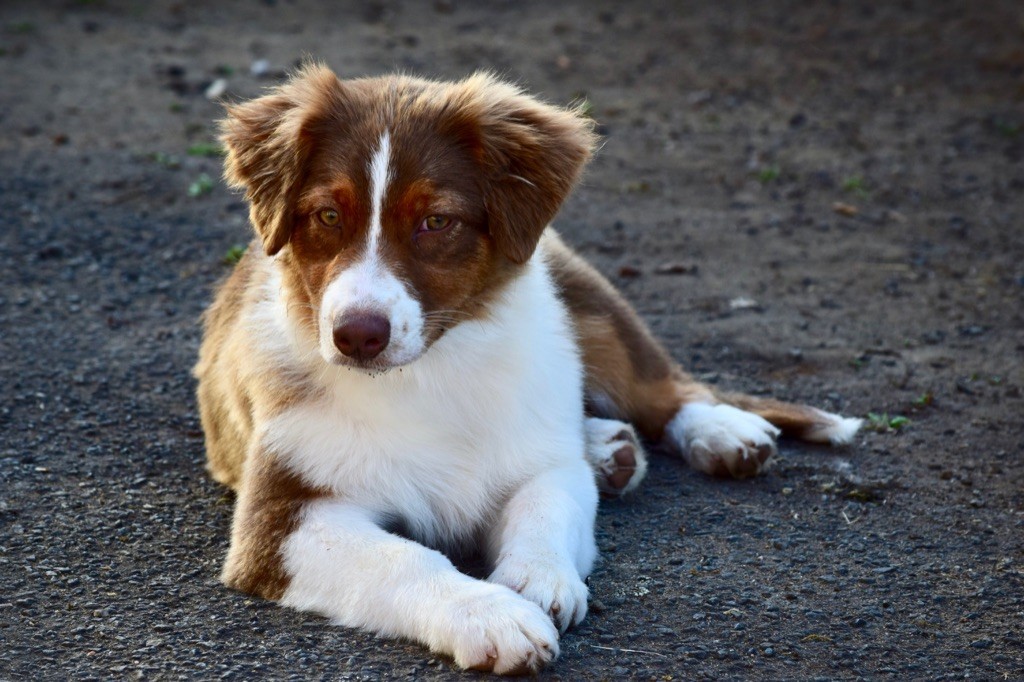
[318,209,340,227]
[419,215,452,233]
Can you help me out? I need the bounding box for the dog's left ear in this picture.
[465,76,598,265]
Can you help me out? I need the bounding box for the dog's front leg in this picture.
[223,458,560,675]
[487,460,599,633]
[283,501,564,673]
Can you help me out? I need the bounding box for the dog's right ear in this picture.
[220,63,342,256]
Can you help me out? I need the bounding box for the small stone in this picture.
[728,297,761,311]
[688,90,712,106]
[833,201,858,217]
[654,262,698,275]
[617,265,641,278]
[958,325,987,337]
[250,59,270,77]
[205,78,228,100]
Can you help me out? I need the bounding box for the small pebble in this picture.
[617,265,641,278]
[250,59,270,77]
[205,78,228,100]
[833,201,858,217]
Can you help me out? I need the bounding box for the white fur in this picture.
[367,130,391,252]
[486,463,596,634]
[666,402,780,476]
[316,258,425,366]
[255,250,597,669]
[807,408,863,444]
[280,501,560,674]
[583,417,648,496]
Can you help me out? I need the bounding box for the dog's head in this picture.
[221,64,596,370]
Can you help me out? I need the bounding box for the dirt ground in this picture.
[1,0,1022,679]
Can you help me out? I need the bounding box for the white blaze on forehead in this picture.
[316,129,425,367]
[367,130,392,254]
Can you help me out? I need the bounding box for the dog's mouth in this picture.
[328,355,398,374]
[323,345,428,374]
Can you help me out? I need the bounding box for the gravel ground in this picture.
[1,1,1022,679]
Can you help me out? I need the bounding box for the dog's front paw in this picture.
[489,556,588,634]
[584,417,649,497]
[667,403,781,478]
[435,583,559,674]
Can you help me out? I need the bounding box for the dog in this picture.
[194,64,862,674]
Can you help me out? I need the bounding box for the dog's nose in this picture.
[333,312,391,360]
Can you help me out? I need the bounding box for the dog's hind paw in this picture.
[666,402,780,478]
[584,417,648,496]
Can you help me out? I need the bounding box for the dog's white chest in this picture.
[261,259,586,546]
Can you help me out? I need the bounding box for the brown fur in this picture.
[544,233,717,440]
[221,66,343,256]
[221,451,328,601]
[195,253,258,490]
[195,245,326,490]
[712,392,839,441]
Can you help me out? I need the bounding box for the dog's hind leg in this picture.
[544,231,861,480]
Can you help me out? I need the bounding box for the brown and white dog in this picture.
[195,64,861,674]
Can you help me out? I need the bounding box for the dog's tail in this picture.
[713,391,863,445]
